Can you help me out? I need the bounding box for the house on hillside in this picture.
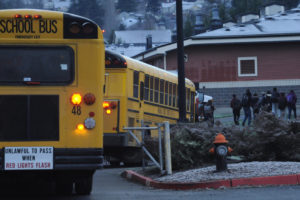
[106,30,172,57]
[133,3,300,106]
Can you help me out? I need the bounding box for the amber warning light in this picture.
[77,124,85,131]
[71,93,82,105]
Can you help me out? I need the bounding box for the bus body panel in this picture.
[0,10,104,175]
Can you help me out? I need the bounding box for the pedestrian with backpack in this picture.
[241,89,252,126]
[278,92,287,120]
[286,90,297,120]
[251,93,259,119]
[230,94,241,125]
[271,87,280,117]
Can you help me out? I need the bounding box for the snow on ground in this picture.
[156,162,300,183]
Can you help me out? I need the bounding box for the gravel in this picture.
[155,162,300,183]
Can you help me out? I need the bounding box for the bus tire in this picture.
[56,180,73,195]
[122,148,143,165]
[75,175,93,195]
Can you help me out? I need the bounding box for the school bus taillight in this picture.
[77,123,85,131]
[71,93,82,105]
[84,93,96,105]
[103,102,109,109]
[106,109,112,114]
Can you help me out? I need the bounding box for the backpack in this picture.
[278,97,286,110]
[241,94,249,107]
[233,99,241,110]
[287,94,293,104]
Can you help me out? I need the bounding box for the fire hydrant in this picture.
[209,133,232,172]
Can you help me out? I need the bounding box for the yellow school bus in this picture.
[0,9,104,195]
[104,50,195,165]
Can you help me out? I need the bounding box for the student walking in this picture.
[286,90,297,120]
[241,89,252,126]
[278,92,287,120]
[230,94,241,125]
[251,93,259,119]
[271,87,280,117]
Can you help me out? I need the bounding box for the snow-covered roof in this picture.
[114,30,172,44]
[162,1,202,11]
[133,6,300,60]
[106,44,147,58]
[192,9,300,39]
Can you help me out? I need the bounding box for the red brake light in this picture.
[71,93,82,105]
[84,93,96,105]
[89,112,95,117]
[110,102,117,109]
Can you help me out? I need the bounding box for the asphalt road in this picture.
[1,168,299,200]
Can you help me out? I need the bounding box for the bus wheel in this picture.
[75,175,93,195]
[122,148,143,165]
[56,180,73,195]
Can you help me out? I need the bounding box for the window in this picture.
[165,82,168,105]
[150,76,154,102]
[169,83,172,106]
[238,57,257,77]
[173,84,177,107]
[154,77,159,103]
[160,79,164,104]
[133,71,139,98]
[144,75,149,101]
[0,46,74,85]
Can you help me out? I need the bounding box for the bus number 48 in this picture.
[72,106,81,115]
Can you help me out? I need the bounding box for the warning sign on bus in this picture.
[4,147,53,170]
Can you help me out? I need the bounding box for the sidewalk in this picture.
[122,165,300,190]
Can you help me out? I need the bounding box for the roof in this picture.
[114,30,172,44]
[133,6,300,60]
[192,9,300,39]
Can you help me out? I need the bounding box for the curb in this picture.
[121,170,300,190]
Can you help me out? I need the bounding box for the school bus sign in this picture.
[0,11,63,39]
[4,147,53,170]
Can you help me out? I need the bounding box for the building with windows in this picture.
[133,3,300,106]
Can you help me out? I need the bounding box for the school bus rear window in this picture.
[0,46,74,85]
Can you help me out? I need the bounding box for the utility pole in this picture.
[176,0,186,122]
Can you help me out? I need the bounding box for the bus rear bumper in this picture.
[54,148,104,170]
[0,148,104,171]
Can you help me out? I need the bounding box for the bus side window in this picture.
[150,76,154,102]
[169,82,172,106]
[133,71,139,98]
[144,75,149,101]
[172,83,176,107]
[187,88,190,111]
[154,77,159,103]
[140,81,144,101]
[165,81,168,105]
[160,79,164,104]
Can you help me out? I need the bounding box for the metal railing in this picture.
[123,121,172,175]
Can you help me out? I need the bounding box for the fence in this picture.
[123,121,172,175]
